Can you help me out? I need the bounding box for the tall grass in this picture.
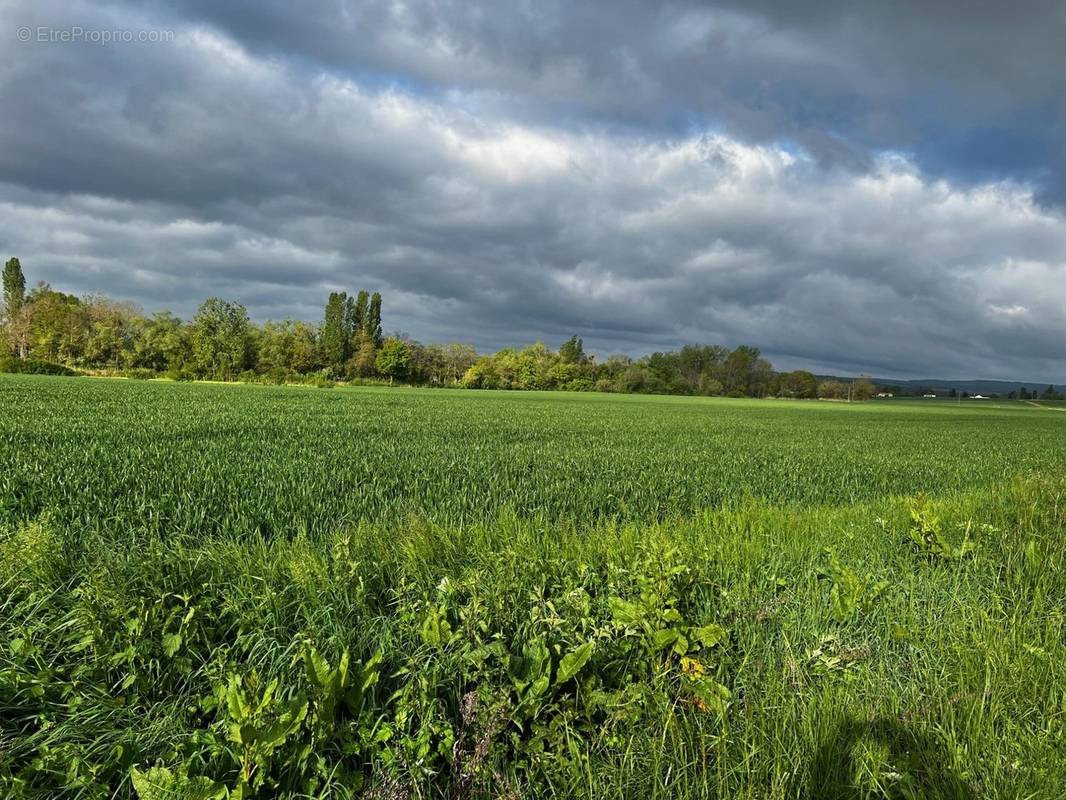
[2,478,1064,797]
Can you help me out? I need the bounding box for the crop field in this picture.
[3,377,1065,534]
[2,374,1065,799]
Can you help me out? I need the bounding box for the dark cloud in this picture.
[1,0,1064,380]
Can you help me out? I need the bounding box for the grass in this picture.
[1,374,1064,798]
[2,375,1063,533]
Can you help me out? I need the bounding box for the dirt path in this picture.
[1024,400,1066,412]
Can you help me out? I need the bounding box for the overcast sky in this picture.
[2,1,1065,380]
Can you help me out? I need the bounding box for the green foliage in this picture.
[3,256,27,320]
[130,766,225,800]
[0,356,78,375]
[374,337,410,383]
[320,291,349,369]
[559,335,585,364]
[908,493,978,559]
[351,291,368,352]
[779,369,818,398]
[192,298,253,380]
[222,673,308,794]
[366,292,382,349]
[820,548,888,622]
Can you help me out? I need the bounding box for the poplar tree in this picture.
[3,257,26,320]
[320,291,348,368]
[352,290,369,349]
[366,292,383,349]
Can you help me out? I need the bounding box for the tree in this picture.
[257,319,321,374]
[780,370,818,399]
[23,284,90,363]
[817,380,848,400]
[320,292,349,370]
[351,290,369,350]
[852,376,875,402]
[375,337,411,384]
[559,335,586,364]
[133,312,192,372]
[192,298,252,379]
[366,292,383,349]
[461,356,502,389]
[349,341,378,378]
[442,343,477,384]
[84,296,141,368]
[3,257,26,323]
[722,345,762,396]
[751,358,777,397]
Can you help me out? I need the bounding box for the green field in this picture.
[2,375,1064,798]
[3,377,1063,533]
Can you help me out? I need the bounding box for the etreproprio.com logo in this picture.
[17,25,175,44]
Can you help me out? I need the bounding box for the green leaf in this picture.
[672,634,689,656]
[304,645,331,691]
[162,633,182,658]
[692,623,728,649]
[420,606,452,648]
[609,597,642,626]
[651,628,680,650]
[226,677,248,722]
[689,677,732,717]
[556,641,594,684]
[130,766,226,800]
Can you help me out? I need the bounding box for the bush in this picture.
[0,357,78,376]
[166,367,195,382]
[263,366,291,385]
[124,368,157,380]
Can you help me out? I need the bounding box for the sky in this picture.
[2,1,1065,381]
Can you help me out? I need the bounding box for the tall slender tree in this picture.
[343,295,357,350]
[320,291,348,368]
[351,290,369,350]
[3,257,26,322]
[366,292,383,349]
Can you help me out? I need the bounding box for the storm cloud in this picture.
[2,0,1064,379]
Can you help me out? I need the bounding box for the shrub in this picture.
[0,357,78,376]
[166,367,195,382]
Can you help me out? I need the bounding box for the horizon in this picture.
[2,2,1065,382]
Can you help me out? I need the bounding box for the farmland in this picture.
[2,374,1065,798]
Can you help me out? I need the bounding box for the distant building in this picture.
[971,394,989,399]
[922,393,937,398]
[876,392,894,398]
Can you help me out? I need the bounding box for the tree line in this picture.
[1,257,879,398]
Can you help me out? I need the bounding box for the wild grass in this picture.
[0,375,1064,798]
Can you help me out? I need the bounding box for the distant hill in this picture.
[818,376,1064,397]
